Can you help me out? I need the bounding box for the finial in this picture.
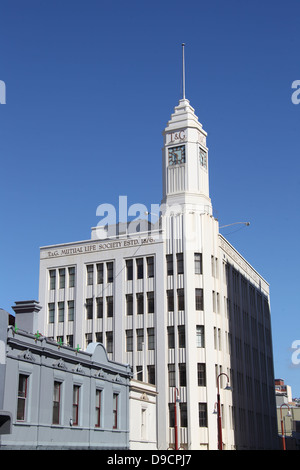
[182,43,186,99]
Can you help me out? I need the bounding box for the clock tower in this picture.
[162,97,212,215]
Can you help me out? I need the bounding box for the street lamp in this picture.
[280,403,292,450]
[216,373,231,450]
[174,387,180,450]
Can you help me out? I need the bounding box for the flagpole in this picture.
[182,43,186,99]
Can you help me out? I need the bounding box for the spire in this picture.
[182,43,186,100]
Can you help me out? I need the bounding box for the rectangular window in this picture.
[67,335,73,347]
[136,293,144,315]
[180,402,188,427]
[147,292,154,314]
[196,325,205,348]
[167,290,174,312]
[166,254,173,276]
[198,403,208,427]
[73,385,80,426]
[96,297,103,318]
[97,263,103,284]
[17,374,28,421]
[136,365,143,382]
[58,302,64,322]
[147,327,155,350]
[178,325,185,348]
[52,381,61,425]
[68,300,74,321]
[85,333,92,348]
[176,253,184,275]
[197,363,206,386]
[148,365,155,385]
[177,288,185,311]
[194,253,203,274]
[106,296,113,317]
[168,364,176,387]
[136,258,144,279]
[48,303,55,324]
[179,363,186,387]
[107,262,114,283]
[126,330,133,352]
[126,294,133,316]
[87,264,94,285]
[195,288,204,311]
[95,389,102,427]
[136,329,144,351]
[113,393,118,429]
[169,403,175,427]
[146,256,154,278]
[59,268,65,289]
[96,332,103,343]
[106,331,113,353]
[68,267,75,288]
[126,259,133,281]
[49,270,56,290]
[86,298,93,320]
[167,326,175,349]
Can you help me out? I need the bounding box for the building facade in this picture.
[1,310,132,450]
[37,98,278,449]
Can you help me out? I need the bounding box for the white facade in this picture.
[38,98,278,449]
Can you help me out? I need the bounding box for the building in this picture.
[275,379,300,450]
[36,93,278,449]
[0,304,132,450]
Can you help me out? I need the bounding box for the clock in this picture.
[199,147,207,169]
[168,145,185,166]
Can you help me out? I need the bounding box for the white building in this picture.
[37,95,278,449]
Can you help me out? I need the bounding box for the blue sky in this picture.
[1,0,299,396]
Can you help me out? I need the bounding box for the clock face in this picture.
[199,147,207,169]
[168,145,185,166]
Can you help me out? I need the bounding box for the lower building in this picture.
[0,306,132,450]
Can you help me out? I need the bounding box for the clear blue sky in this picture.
[1,0,299,396]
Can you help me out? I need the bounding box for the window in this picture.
[68,300,74,321]
[178,325,185,348]
[166,255,173,276]
[194,253,203,274]
[95,389,102,427]
[85,333,92,347]
[96,297,103,318]
[136,293,144,315]
[52,381,61,425]
[196,325,205,348]
[147,292,154,314]
[168,364,176,387]
[176,253,184,275]
[106,331,113,353]
[87,265,93,285]
[169,403,175,427]
[180,402,188,427]
[59,268,65,289]
[147,328,155,350]
[136,258,143,279]
[197,363,206,386]
[198,403,208,427]
[126,330,133,352]
[113,393,118,429]
[106,296,113,317]
[58,302,64,322]
[177,289,185,311]
[126,294,133,316]
[48,303,55,324]
[97,263,103,284]
[126,259,133,281]
[136,366,143,381]
[136,329,144,351]
[68,267,75,288]
[73,385,80,426]
[17,374,28,421]
[179,363,186,387]
[195,288,204,311]
[107,262,114,283]
[96,332,103,343]
[86,298,93,320]
[148,365,155,385]
[167,290,174,312]
[146,256,154,278]
[49,270,56,290]
[67,335,73,347]
[167,326,175,349]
